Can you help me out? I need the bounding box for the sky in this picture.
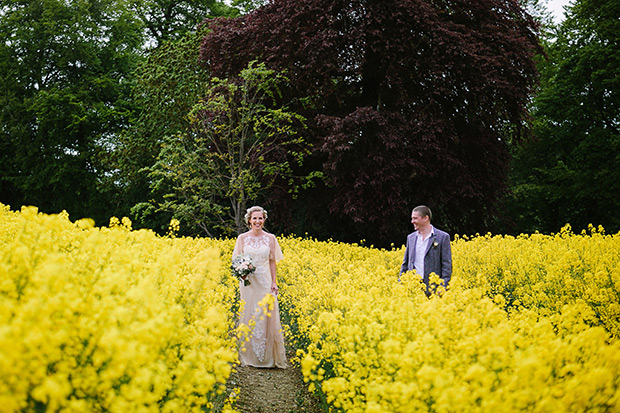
[546,0,573,23]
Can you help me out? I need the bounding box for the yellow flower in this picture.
[3,203,620,412]
[0,203,235,411]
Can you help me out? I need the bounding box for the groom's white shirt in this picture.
[414,225,435,278]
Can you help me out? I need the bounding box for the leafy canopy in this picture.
[136,62,310,237]
[506,0,620,234]
[0,0,143,224]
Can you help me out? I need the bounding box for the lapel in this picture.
[425,234,437,256]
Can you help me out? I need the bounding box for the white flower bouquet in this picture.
[231,254,255,286]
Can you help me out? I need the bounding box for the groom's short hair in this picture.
[413,205,432,221]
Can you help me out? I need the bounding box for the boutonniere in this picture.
[432,238,438,248]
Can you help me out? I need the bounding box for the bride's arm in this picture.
[269,258,278,293]
[232,233,244,256]
[269,234,283,295]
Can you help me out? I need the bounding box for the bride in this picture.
[232,206,287,368]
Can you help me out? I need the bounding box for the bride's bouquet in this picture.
[231,254,255,286]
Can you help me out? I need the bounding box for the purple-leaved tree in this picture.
[199,0,542,243]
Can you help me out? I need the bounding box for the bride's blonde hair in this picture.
[244,206,268,228]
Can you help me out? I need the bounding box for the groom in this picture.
[399,205,452,296]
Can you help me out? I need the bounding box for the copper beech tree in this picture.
[199,0,543,243]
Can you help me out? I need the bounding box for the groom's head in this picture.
[411,205,432,231]
[413,205,432,221]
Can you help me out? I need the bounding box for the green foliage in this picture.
[138,62,311,237]
[128,0,238,47]
[0,0,143,224]
[0,0,236,228]
[113,27,213,232]
[111,1,236,232]
[505,0,620,234]
[230,0,267,14]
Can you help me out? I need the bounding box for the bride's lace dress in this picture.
[233,232,287,368]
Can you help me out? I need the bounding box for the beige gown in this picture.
[233,232,287,368]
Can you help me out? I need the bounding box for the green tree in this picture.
[112,5,238,232]
[111,27,214,231]
[0,0,143,224]
[138,62,310,237]
[0,0,236,225]
[128,0,237,47]
[229,0,267,14]
[505,0,620,233]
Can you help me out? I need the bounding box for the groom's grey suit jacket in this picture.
[400,227,452,287]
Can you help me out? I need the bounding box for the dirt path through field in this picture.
[226,353,323,413]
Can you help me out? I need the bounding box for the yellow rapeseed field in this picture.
[0,205,236,412]
[1,204,619,412]
[276,230,620,412]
